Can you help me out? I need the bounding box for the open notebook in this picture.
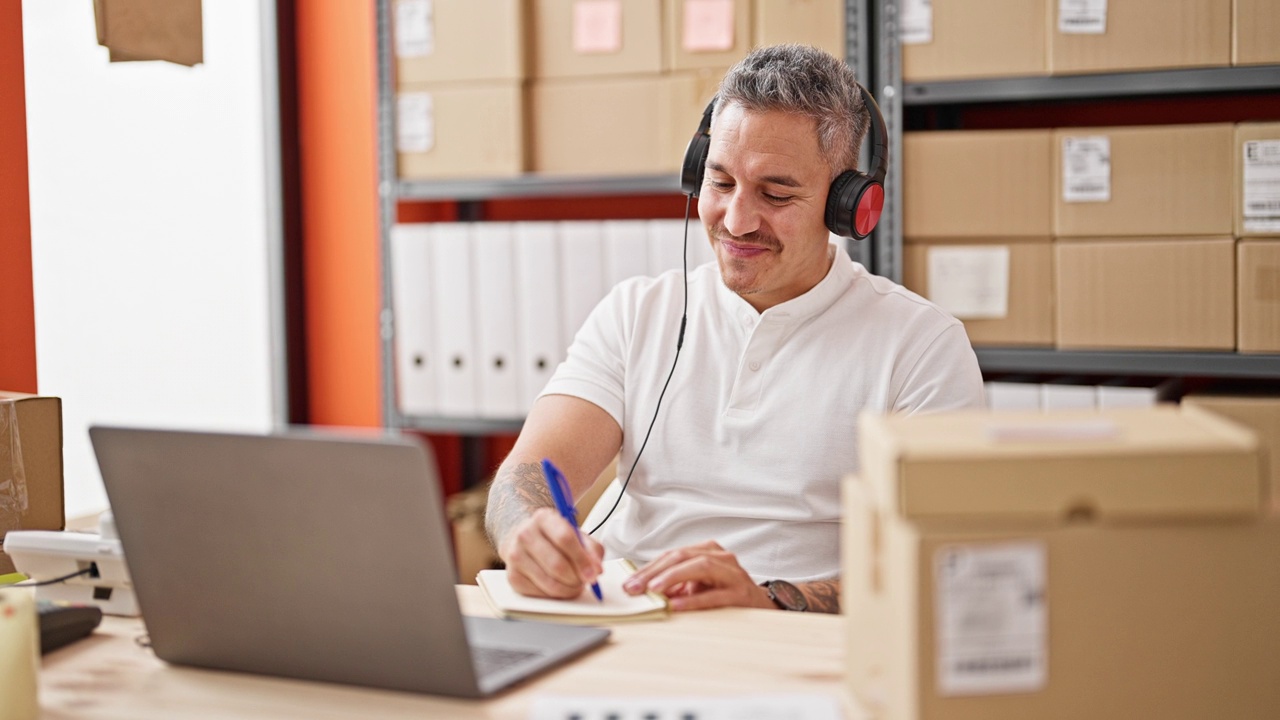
[477,559,669,625]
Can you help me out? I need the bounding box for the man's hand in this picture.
[620,540,775,611]
[498,507,605,600]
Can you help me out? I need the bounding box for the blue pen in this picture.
[541,458,603,602]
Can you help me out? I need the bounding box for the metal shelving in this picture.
[397,173,682,202]
[976,349,1280,380]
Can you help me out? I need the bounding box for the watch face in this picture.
[766,580,808,612]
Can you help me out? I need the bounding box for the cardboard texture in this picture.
[531,0,664,78]
[902,0,1048,81]
[1183,395,1280,512]
[752,0,844,59]
[902,239,1054,347]
[1233,0,1280,65]
[396,82,526,179]
[94,0,203,67]
[0,393,65,576]
[904,130,1053,238]
[847,405,1279,719]
[1053,124,1234,237]
[1235,123,1280,238]
[1050,0,1230,75]
[392,0,525,85]
[1055,237,1235,350]
[1238,241,1280,353]
[530,69,720,175]
[664,0,751,72]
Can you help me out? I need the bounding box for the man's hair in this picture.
[713,44,870,177]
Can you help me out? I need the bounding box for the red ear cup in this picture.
[825,170,883,240]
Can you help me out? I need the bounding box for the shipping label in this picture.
[1243,140,1280,233]
[1062,135,1111,202]
[394,0,434,58]
[1059,0,1107,34]
[926,246,1010,320]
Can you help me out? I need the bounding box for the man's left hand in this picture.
[620,540,775,611]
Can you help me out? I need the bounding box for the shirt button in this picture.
[741,314,753,327]
[749,360,761,371]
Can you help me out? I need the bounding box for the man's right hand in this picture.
[498,506,605,599]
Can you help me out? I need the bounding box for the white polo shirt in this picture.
[541,243,984,582]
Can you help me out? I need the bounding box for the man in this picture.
[485,45,984,614]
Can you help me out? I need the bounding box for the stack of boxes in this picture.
[392,0,848,180]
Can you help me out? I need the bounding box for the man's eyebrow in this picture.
[705,161,803,189]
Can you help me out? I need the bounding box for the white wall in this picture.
[23,2,281,519]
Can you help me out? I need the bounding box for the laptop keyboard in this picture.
[472,645,544,676]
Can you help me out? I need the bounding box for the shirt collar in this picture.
[715,242,855,323]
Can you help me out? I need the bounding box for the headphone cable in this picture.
[588,195,692,535]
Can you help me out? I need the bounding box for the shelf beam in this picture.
[397,174,682,202]
[976,349,1280,380]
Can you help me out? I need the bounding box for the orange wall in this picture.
[0,1,37,393]
[295,1,381,426]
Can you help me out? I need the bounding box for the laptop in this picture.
[89,426,610,698]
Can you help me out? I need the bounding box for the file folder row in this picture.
[390,219,715,420]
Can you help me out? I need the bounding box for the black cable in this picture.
[588,195,692,535]
[5,567,94,587]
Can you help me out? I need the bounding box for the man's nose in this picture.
[722,189,761,238]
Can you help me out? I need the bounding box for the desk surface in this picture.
[39,586,853,719]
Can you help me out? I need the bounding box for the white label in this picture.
[394,0,434,58]
[927,246,1009,319]
[1061,135,1111,202]
[530,694,844,720]
[1243,140,1280,233]
[936,543,1048,696]
[396,92,434,153]
[1059,0,1107,34]
[900,0,933,45]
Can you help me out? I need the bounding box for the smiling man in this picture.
[485,45,984,614]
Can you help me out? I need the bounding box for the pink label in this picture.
[683,0,735,52]
[573,0,623,54]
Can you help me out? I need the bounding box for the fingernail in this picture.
[623,578,642,593]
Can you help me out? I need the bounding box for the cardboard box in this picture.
[1055,237,1236,350]
[392,0,525,85]
[902,239,1054,347]
[445,486,499,584]
[1183,394,1280,511]
[396,82,525,180]
[846,406,1280,720]
[0,393,65,576]
[753,0,844,59]
[530,0,664,79]
[904,130,1053,238]
[1053,124,1234,237]
[1235,123,1280,238]
[529,69,720,175]
[664,0,751,72]
[902,0,1048,81]
[1050,0,1230,75]
[1233,0,1280,65]
[94,0,203,67]
[1238,241,1280,353]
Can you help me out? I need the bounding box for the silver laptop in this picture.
[89,426,610,698]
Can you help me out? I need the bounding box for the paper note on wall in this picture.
[927,246,1010,319]
[900,0,933,45]
[573,0,623,54]
[395,0,434,58]
[1243,140,1280,233]
[1061,135,1111,202]
[396,92,434,153]
[682,0,735,53]
[1059,0,1107,34]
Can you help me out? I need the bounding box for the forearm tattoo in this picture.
[485,461,556,549]
[799,580,841,614]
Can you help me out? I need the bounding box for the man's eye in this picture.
[709,180,733,190]
[764,193,793,203]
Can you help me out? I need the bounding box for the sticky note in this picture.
[682,0,735,53]
[573,0,623,54]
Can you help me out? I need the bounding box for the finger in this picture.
[646,553,738,595]
[506,516,589,597]
[623,546,709,594]
[532,508,603,583]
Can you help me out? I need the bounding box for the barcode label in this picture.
[1062,135,1111,202]
[1059,0,1107,34]
[396,92,434,153]
[900,0,933,45]
[394,0,433,58]
[936,543,1048,696]
[1243,140,1280,228]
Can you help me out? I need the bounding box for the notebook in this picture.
[89,426,610,699]
[478,558,669,624]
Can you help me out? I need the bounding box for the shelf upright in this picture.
[845,0,874,271]
[870,0,903,284]
[375,0,399,430]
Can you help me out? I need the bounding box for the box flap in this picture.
[860,406,1262,521]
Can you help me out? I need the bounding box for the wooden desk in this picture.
[39,586,854,719]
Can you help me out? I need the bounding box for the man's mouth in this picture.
[719,238,773,258]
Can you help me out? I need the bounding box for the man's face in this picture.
[698,102,835,312]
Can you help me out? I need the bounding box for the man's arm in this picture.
[485,393,622,598]
[796,579,840,614]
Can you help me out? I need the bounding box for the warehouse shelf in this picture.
[976,349,1280,380]
[903,65,1280,106]
[393,173,681,202]
[395,414,524,435]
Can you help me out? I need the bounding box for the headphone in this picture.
[679,82,888,241]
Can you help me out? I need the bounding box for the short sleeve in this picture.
[892,322,986,413]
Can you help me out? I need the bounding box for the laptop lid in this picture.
[89,426,609,698]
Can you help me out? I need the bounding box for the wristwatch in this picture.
[761,579,808,612]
